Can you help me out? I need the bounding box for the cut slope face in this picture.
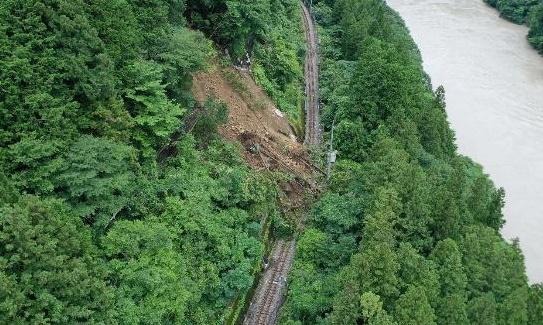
[192,67,319,187]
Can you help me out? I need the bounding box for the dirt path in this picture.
[301,2,321,146]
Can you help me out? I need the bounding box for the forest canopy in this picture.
[280,0,542,324]
[0,0,541,324]
[0,0,301,323]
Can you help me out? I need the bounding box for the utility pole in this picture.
[326,116,337,181]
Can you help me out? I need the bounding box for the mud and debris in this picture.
[192,66,321,198]
[192,40,320,324]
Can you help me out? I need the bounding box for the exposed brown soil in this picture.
[192,39,321,325]
[192,66,321,212]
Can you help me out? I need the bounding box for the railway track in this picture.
[253,242,288,324]
[242,4,318,324]
[243,240,295,325]
[301,2,321,146]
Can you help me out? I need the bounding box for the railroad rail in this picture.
[243,240,296,325]
[242,3,319,324]
[301,2,321,146]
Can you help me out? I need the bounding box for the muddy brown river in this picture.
[387,0,543,282]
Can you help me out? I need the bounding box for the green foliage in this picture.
[430,239,469,324]
[54,136,137,229]
[528,4,543,53]
[103,220,193,324]
[186,0,304,122]
[352,188,401,305]
[0,0,538,323]
[124,59,186,152]
[252,0,305,123]
[159,28,213,99]
[485,0,543,53]
[528,284,543,325]
[0,0,287,323]
[272,214,296,238]
[0,196,114,324]
[186,0,269,58]
[281,0,535,324]
[484,0,540,24]
[360,292,397,325]
[192,98,229,147]
[393,286,436,325]
[468,293,498,325]
[0,0,213,186]
[0,172,18,205]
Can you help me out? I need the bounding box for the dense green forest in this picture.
[280,0,543,324]
[484,0,543,53]
[1,0,542,324]
[0,0,302,323]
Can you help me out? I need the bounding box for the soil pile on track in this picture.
[193,66,320,325]
[192,67,321,209]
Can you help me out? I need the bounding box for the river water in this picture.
[387,0,543,282]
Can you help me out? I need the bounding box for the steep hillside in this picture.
[191,65,321,324]
[280,0,543,324]
[1,0,542,324]
[193,67,315,181]
[0,0,310,324]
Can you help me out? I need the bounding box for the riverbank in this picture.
[388,0,543,283]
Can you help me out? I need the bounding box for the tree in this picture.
[499,286,529,325]
[328,282,362,324]
[297,228,328,267]
[360,292,397,325]
[528,284,543,325]
[430,239,467,296]
[528,4,543,53]
[437,294,469,325]
[461,226,529,301]
[353,187,401,306]
[185,0,271,58]
[123,59,185,153]
[357,131,434,251]
[396,243,439,306]
[466,167,505,230]
[0,196,114,324]
[54,135,136,229]
[430,239,469,324]
[418,85,456,158]
[393,285,436,325]
[430,159,467,241]
[279,0,536,323]
[192,98,228,147]
[468,293,498,325]
[158,28,212,100]
[0,171,18,205]
[102,219,194,324]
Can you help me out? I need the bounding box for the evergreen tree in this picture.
[353,187,401,306]
[393,285,436,325]
[468,293,498,325]
[360,292,397,325]
[528,284,543,325]
[0,196,114,323]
